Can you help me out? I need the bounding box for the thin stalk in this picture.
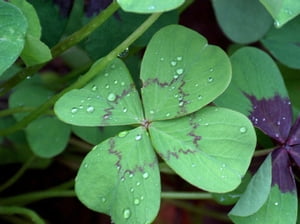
[0,1,119,96]
[161,191,212,200]
[0,190,75,206]
[0,156,35,193]
[0,206,45,224]
[254,147,275,157]
[0,12,162,136]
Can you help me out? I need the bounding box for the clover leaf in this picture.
[54,25,256,223]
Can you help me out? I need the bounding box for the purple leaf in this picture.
[271,147,296,193]
[246,94,292,143]
[288,145,300,167]
[287,116,300,145]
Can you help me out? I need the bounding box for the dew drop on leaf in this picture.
[198,95,203,100]
[149,110,155,114]
[276,121,281,126]
[166,113,170,117]
[114,80,118,85]
[134,198,140,205]
[173,74,179,79]
[71,107,78,114]
[101,197,107,203]
[105,84,110,89]
[122,107,128,113]
[86,106,95,113]
[142,172,149,179]
[176,56,182,61]
[160,57,164,61]
[121,82,125,86]
[239,127,247,133]
[118,131,128,138]
[136,182,141,186]
[107,93,117,102]
[179,101,184,107]
[209,68,214,72]
[91,85,97,91]
[191,164,196,168]
[274,202,279,206]
[135,134,142,141]
[176,68,184,75]
[130,188,134,192]
[104,73,109,77]
[208,77,214,83]
[123,209,131,219]
[140,196,144,200]
[170,61,177,66]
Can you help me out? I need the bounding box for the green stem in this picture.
[0,156,35,193]
[0,206,45,224]
[254,147,274,157]
[0,1,119,96]
[0,190,75,206]
[0,12,162,136]
[161,191,212,200]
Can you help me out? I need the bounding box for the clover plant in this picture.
[0,0,300,223]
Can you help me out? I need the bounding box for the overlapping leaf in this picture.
[117,0,184,13]
[259,0,300,27]
[0,1,27,76]
[55,59,144,126]
[75,127,160,224]
[261,16,300,69]
[212,0,272,44]
[149,107,256,193]
[141,25,231,121]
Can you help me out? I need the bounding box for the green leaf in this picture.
[10,0,52,66]
[261,16,300,69]
[54,59,144,126]
[75,127,160,224]
[0,1,27,76]
[9,84,53,121]
[230,155,272,217]
[26,116,71,158]
[149,106,256,193]
[230,185,297,224]
[141,25,231,121]
[214,47,289,116]
[212,0,272,44]
[117,0,184,13]
[259,0,300,27]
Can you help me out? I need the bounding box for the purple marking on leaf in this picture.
[188,115,201,147]
[288,145,300,168]
[245,94,292,143]
[271,147,296,193]
[160,148,199,161]
[108,138,122,171]
[287,116,300,145]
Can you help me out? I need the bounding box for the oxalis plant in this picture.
[1,0,300,223]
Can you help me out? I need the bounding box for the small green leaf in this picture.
[230,155,272,217]
[54,59,144,126]
[141,25,231,121]
[10,0,52,66]
[212,0,272,44]
[0,1,27,76]
[26,116,71,158]
[261,17,300,69]
[259,0,300,27]
[75,127,160,224]
[117,0,184,13]
[149,106,256,193]
[230,185,297,224]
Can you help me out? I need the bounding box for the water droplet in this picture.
[71,107,78,114]
[149,110,154,114]
[140,196,144,200]
[274,20,281,27]
[276,121,281,126]
[176,68,184,75]
[130,188,134,192]
[176,56,182,61]
[118,131,128,138]
[123,209,131,219]
[129,173,134,178]
[105,84,110,89]
[275,133,280,138]
[179,101,184,107]
[123,107,127,113]
[209,68,214,72]
[87,97,92,101]
[204,123,209,126]
[86,106,95,113]
[239,127,247,133]
[148,5,155,10]
[101,197,107,203]
[262,118,266,122]
[121,177,125,182]
[274,202,279,206]
[170,61,177,66]
[198,95,203,100]
[195,83,199,87]
[118,47,129,58]
[142,172,149,179]
[136,182,141,186]
[160,57,164,61]
[79,105,83,109]
[114,80,118,85]
[84,163,88,168]
[104,73,109,77]
[110,64,116,69]
[134,198,140,205]
[121,82,125,86]
[104,115,110,120]
[107,93,116,102]
[26,76,31,80]
[91,85,97,91]
[191,164,196,168]
[166,113,170,117]
[208,77,214,83]
[135,134,142,141]
[282,117,286,120]
[173,74,179,79]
